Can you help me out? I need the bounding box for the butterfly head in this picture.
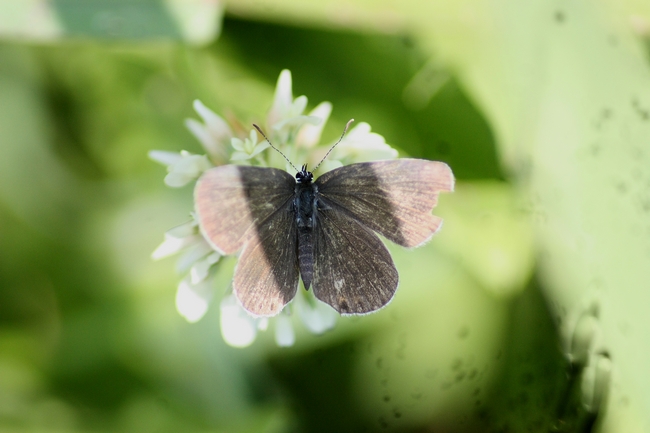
[295,164,313,184]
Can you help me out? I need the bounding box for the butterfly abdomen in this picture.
[294,179,317,290]
[297,228,314,289]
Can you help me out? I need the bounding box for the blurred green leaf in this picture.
[0,0,224,44]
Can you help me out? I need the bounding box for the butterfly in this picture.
[194,121,454,316]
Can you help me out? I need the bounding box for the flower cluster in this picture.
[150,70,398,348]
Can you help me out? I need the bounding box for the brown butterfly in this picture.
[194,122,454,316]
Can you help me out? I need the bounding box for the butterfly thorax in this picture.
[294,165,317,290]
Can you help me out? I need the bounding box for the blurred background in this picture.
[2,0,650,432]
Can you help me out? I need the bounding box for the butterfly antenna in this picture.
[253,124,299,172]
[313,119,355,172]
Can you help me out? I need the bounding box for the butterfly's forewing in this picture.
[195,165,295,254]
[195,165,299,316]
[315,159,454,248]
[312,207,398,314]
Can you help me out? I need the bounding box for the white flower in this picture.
[266,70,324,144]
[295,289,337,334]
[190,252,221,284]
[152,219,220,324]
[330,122,398,164]
[219,294,262,348]
[151,219,202,260]
[267,69,294,127]
[274,313,296,347]
[185,100,232,162]
[296,102,332,149]
[176,276,213,323]
[149,150,212,188]
[230,129,270,162]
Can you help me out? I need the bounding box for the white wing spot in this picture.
[334,279,345,290]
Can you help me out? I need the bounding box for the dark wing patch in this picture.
[194,165,295,254]
[312,206,398,315]
[315,159,454,248]
[233,200,299,316]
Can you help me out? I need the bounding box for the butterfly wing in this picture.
[312,207,398,314]
[195,165,295,254]
[314,159,454,248]
[195,165,299,316]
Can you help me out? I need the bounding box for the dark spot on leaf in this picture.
[378,416,389,429]
[457,326,469,339]
[473,387,481,396]
[393,408,402,419]
[555,11,565,23]
[411,392,422,400]
[455,371,466,382]
[468,368,478,380]
[376,357,383,369]
[383,395,391,403]
[451,358,463,371]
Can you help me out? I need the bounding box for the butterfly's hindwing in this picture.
[312,204,398,314]
[232,197,299,316]
[315,159,454,248]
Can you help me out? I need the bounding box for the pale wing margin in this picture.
[316,159,454,248]
[194,165,296,254]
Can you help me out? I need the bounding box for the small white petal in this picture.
[176,278,213,323]
[292,95,308,116]
[176,239,214,273]
[220,294,258,348]
[164,153,212,187]
[185,119,220,158]
[164,171,195,187]
[230,137,245,151]
[190,252,221,284]
[274,314,295,347]
[174,153,212,176]
[194,100,231,135]
[296,292,337,334]
[249,142,270,158]
[257,318,269,331]
[296,102,332,148]
[166,219,198,239]
[230,151,253,161]
[333,122,398,163]
[149,150,183,166]
[268,69,293,126]
[152,233,200,260]
[273,115,322,132]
